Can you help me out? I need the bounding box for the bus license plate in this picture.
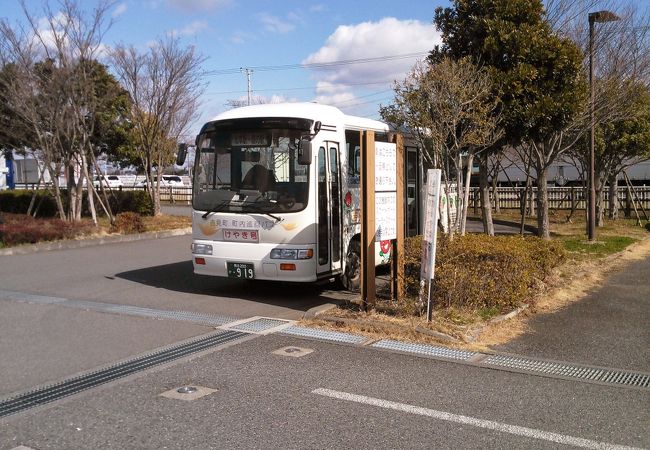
[227,262,255,279]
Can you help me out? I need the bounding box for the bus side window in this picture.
[345,130,361,178]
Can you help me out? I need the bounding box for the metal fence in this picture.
[12,184,194,204]
[468,186,650,213]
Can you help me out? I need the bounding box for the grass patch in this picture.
[561,235,637,258]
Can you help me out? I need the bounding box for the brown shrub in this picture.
[0,213,93,246]
[401,234,565,312]
[110,212,146,234]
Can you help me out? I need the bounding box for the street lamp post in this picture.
[588,10,619,241]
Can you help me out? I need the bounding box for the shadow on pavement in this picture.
[115,260,353,312]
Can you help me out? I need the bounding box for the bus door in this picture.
[316,142,342,276]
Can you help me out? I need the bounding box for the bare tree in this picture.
[388,58,502,238]
[111,37,205,216]
[0,0,115,222]
[548,0,650,225]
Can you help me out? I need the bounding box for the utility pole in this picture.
[587,10,619,241]
[240,68,253,106]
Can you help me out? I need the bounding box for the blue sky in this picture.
[2,0,646,138]
[2,0,445,135]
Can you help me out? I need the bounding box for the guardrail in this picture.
[468,186,650,213]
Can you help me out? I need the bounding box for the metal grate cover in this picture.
[372,339,477,361]
[483,355,650,388]
[0,330,247,418]
[280,326,367,344]
[231,318,291,333]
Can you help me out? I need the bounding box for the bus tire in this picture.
[339,238,361,292]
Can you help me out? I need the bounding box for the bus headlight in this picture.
[191,243,213,255]
[270,248,313,260]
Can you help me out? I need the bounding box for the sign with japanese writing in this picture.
[420,169,441,322]
[374,141,397,241]
[374,142,397,192]
[375,192,397,241]
[222,228,259,242]
[421,169,441,279]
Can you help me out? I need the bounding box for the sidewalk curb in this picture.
[0,227,192,256]
[303,303,339,320]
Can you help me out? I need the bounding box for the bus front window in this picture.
[193,123,310,214]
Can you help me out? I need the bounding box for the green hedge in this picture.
[0,189,153,217]
[0,190,59,217]
[401,234,566,311]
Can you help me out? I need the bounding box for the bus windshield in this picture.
[193,118,311,214]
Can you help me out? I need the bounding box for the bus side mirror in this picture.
[176,143,187,166]
[298,139,312,165]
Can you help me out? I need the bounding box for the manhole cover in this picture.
[177,386,198,394]
[272,346,314,358]
[160,385,217,401]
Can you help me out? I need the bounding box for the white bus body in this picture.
[189,103,395,290]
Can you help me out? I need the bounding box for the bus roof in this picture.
[206,102,391,133]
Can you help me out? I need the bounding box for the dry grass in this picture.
[141,215,192,232]
[1,213,191,248]
[302,212,650,351]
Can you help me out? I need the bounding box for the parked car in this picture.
[139,175,184,187]
[93,175,123,189]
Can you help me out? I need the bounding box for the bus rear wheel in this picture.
[339,239,361,292]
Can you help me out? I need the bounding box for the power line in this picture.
[202,51,428,76]
[203,80,396,96]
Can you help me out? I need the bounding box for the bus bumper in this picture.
[191,240,318,282]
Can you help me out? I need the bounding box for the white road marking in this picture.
[312,388,643,450]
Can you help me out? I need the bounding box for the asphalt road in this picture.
[1,333,647,449]
[0,234,348,320]
[0,235,648,449]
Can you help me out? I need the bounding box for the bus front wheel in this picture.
[339,239,361,292]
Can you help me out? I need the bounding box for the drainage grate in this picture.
[483,355,650,388]
[0,290,238,328]
[280,326,367,345]
[372,339,477,361]
[0,289,67,306]
[231,318,291,333]
[0,330,247,418]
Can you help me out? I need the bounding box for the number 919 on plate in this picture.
[227,262,255,279]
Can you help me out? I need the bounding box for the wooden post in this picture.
[392,134,405,302]
[360,130,376,310]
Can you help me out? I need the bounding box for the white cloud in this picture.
[174,20,208,36]
[303,18,440,107]
[313,81,356,105]
[166,0,231,13]
[112,3,128,18]
[257,12,301,34]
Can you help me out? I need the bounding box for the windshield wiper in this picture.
[201,200,231,219]
[242,199,282,222]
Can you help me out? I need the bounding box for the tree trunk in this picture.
[456,154,463,233]
[595,174,605,227]
[478,154,494,236]
[535,167,551,239]
[48,165,66,220]
[81,153,97,226]
[520,173,531,235]
[460,152,474,236]
[491,169,500,214]
[608,173,618,220]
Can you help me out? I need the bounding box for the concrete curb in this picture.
[0,227,192,256]
[302,303,339,320]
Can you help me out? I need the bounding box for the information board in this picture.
[374,142,397,240]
